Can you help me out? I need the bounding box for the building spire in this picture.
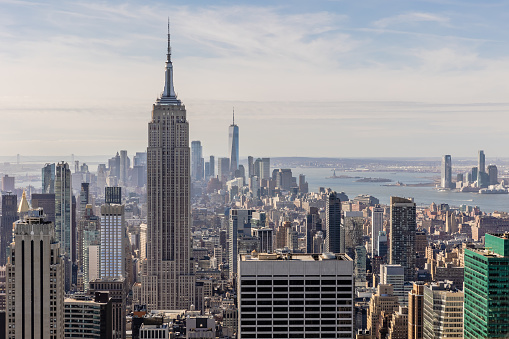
[233,107,235,125]
[167,17,171,62]
[159,17,180,105]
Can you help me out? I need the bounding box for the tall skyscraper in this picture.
[261,157,270,180]
[488,164,498,185]
[78,204,100,292]
[6,209,65,338]
[1,175,14,192]
[478,149,485,174]
[105,186,122,205]
[79,182,90,215]
[325,191,342,253]
[100,204,126,279]
[0,193,17,266]
[218,157,230,183]
[389,197,416,281]
[408,283,424,339]
[191,140,204,181]
[42,163,55,193]
[440,155,452,189]
[371,205,384,256]
[209,155,215,178]
[31,193,56,225]
[55,161,73,291]
[464,233,509,338]
[141,25,195,310]
[247,156,254,178]
[228,209,253,279]
[228,109,239,173]
[119,150,129,186]
[423,281,463,339]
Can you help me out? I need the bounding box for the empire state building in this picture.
[141,25,195,310]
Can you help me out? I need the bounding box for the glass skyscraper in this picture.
[228,110,239,173]
[464,233,509,338]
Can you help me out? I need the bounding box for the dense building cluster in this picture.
[1,29,509,339]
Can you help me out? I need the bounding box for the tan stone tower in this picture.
[140,22,195,310]
[6,209,65,339]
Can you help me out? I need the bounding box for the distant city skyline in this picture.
[2,1,509,157]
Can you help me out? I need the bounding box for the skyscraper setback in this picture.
[140,25,195,310]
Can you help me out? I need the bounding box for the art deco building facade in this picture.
[140,27,195,310]
[6,210,64,339]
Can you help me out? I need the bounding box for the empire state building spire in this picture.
[158,18,180,105]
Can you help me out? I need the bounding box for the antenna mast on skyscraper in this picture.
[167,17,171,61]
[233,107,235,125]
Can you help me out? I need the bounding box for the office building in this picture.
[367,284,399,338]
[209,155,215,178]
[260,158,270,180]
[441,155,452,189]
[253,158,262,178]
[56,161,73,291]
[378,231,388,259]
[228,110,239,173]
[191,140,204,181]
[471,166,478,182]
[64,298,102,337]
[371,205,384,256]
[388,306,408,339]
[423,281,463,339]
[325,191,341,253]
[464,233,509,338]
[238,253,354,339]
[218,157,230,183]
[6,210,64,339]
[247,156,254,178]
[42,163,55,193]
[343,211,363,257]
[79,182,89,215]
[380,264,405,303]
[354,246,367,285]
[1,175,14,192]
[488,164,498,185]
[105,186,122,205]
[228,209,253,279]
[100,204,126,279]
[140,28,195,310]
[31,193,56,225]
[478,150,485,174]
[89,279,127,339]
[119,150,129,186]
[389,197,416,281]
[79,205,100,292]
[0,193,17,266]
[252,227,273,253]
[408,283,424,339]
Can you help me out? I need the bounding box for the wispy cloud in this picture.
[374,12,450,28]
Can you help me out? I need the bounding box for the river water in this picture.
[290,167,509,213]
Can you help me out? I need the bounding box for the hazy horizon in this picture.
[2,0,509,157]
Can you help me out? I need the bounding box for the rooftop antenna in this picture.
[233,106,235,125]
[167,17,171,61]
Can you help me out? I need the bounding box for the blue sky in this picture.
[1,0,509,158]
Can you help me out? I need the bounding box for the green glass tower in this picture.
[464,233,509,338]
